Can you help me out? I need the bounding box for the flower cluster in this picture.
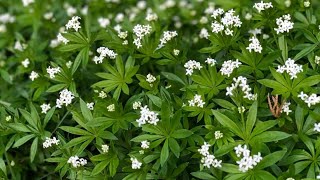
[29,71,39,81]
[188,94,205,108]
[184,60,202,76]
[46,66,61,79]
[136,105,159,126]
[131,157,142,169]
[158,31,178,48]
[133,101,142,110]
[65,16,81,31]
[220,59,241,77]
[107,104,115,112]
[141,140,150,149]
[246,36,262,53]
[57,33,69,44]
[226,76,257,100]
[56,89,75,108]
[40,103,51,114]
[86,102,94,110]
[42,137,60,148]
[146,74,156,84]
[133,24,152,48]
[274,14,294,34]
[205,58,216,66]
[281,102,292,115]
[93,47,117,64]
[101,144,109,153]
[276,58,303,79]
[214,131,224,139]
[253,1,273,13]
[211,9,242,36]
[234,145,262,172]
[67,156,87,168]
[298,92,320,107]
[198,142,222,168]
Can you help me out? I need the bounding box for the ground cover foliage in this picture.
[1,0,320,179]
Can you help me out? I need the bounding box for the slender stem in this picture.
[52,111,70,134]
[4,150,15,180]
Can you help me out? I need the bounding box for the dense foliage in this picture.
[1,0,320,179]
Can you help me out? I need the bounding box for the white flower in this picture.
[226,76,257,100]
[101,144,109,153]
[317,174,320,179]
[56,89,75,108]
[65,16,81,32]
[43,137,60,148]
[107,104,115,112]
[234,145,262,172]
[198,142,210,156]
[184,60,202,76]
[14,41,24,51]
[201,154,222,168]
[136,105,159,126]
[199,28,210,39]
[93,47,117,64]
[214,131,224,139]
[188,94,205,108]
[248,28,262,36]
[21,58,30,68]
[298,92,320,107]
[66,61,72,68]
[131,157,142,169]
[262,34,270,39]
[211,21,224,33]
[314,123,320,132]
[46,66,61,79]
[0,13,15,24]
[64,3,77,16]
[146,9,158,21]
[211,9,242,36]
[281,102,292,115]
[57,33,69,44]
[40,103,51,114]
[29,71,39,81]
[133,101,142,110]
[205,58,216,66]
[86,102,94,110]
[304,1,310,7]
[315,56,320,65]
[253,1,273,13]
[22,0,34,7]
[286,178,295,180]
[118,31,128,39]
[98,17,110,28]
[245,13,252,20]
[141,140,150,149]
[238,106,246,113]
[67,156,87,168]
[173,49,180,56]
[246,36,262,53]
[44,12,54,20]
[146,74,156,84]
[5,115,11,122]
[274,14,294,34]
[98,91,107,99]
[133,24,152,49]
[220,59,241,77]
[158,31,178,48]
[276,58,303,79]
[0,24,6,33]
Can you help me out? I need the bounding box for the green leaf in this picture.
[80,98,93,121]
[59,126,92,136]
[251,120,277,137]
[0,158,6,176]
[13,134,36,148]
[254,170,277,180]
[246,101,257,135]
[131,134,164,142]
[160,139,169,166]
[168,138,180,158]
[191,171,216,180]
[91,160,109,176]
[171,129,193,139]
[161,72,186,85]
[251,131,291,143]
[279,35,288,60]
[294,43,318,61]
[212,110,243,138]
[30,137,38,162]
[8,123,31,133]
[99,131,118,140]
[20,109,38,130]
[258,79,288,94]
[294,75,320,90]
[109,156,119,177]
[46,84,67,93]
[256,149,287,169]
